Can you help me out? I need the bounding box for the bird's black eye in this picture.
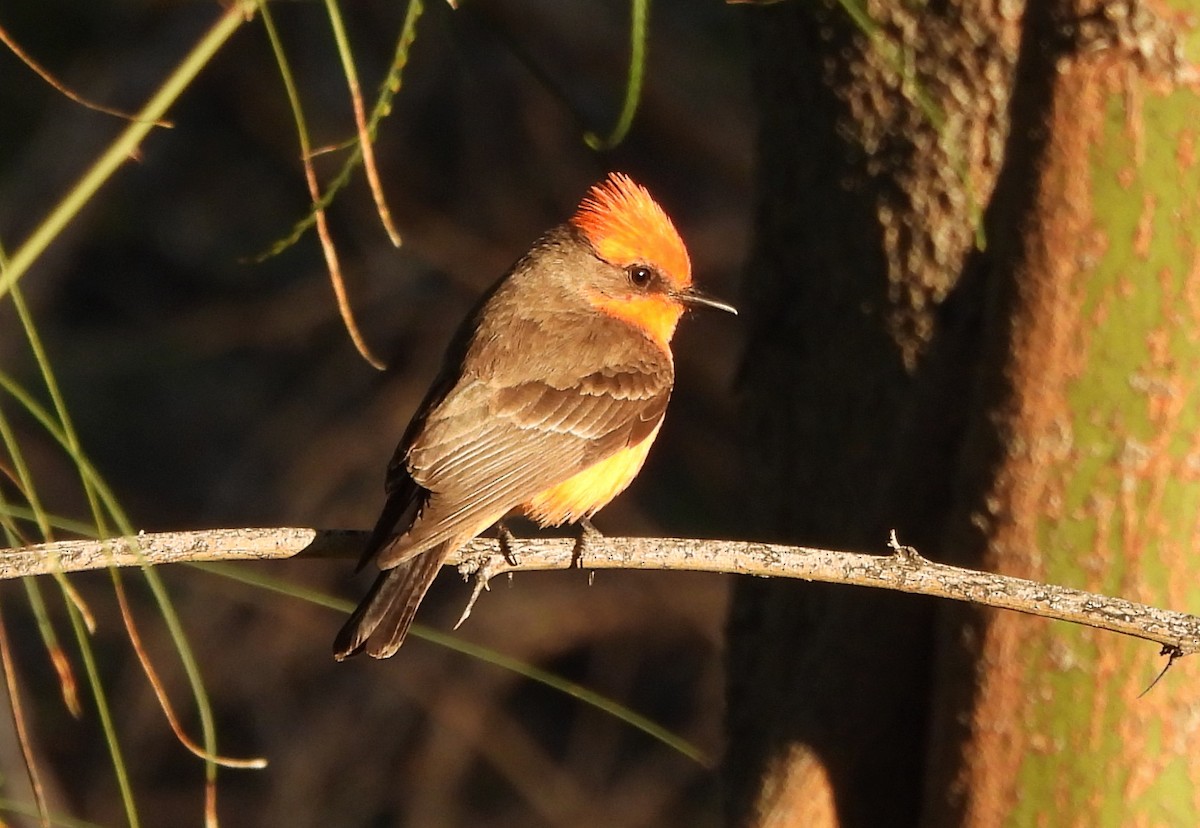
[627,265,653,288]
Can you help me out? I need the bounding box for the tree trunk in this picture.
[728,0,1199,825]
[924,2,1200,825]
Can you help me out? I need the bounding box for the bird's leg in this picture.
[496,520,520,566]
[455,572,491,630]
[573,518,603,568]
[457,522,523,629]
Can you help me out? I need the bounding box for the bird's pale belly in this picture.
[521,423,662,526]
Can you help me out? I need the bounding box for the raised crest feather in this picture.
[569,173,692,290]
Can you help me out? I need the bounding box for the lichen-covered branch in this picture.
[2,527,1197,656]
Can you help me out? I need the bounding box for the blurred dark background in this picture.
[0,0,753,825]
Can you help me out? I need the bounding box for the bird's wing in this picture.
[375,326,672,569]
[353,353,463,571]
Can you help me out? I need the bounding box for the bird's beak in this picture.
[677,287,737,315]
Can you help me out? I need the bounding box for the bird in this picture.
[334,172,736,660]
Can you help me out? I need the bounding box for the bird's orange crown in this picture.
[570,173,692,289]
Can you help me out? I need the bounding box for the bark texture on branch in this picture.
[2,529,1196,658]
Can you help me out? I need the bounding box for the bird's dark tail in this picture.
[333,546,446,660]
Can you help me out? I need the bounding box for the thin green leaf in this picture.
[253,0,423,261]
[0,797,106,828]
[62,583,139,828]
[192,561,709,766]
[585,0,649,151]
[0,503,99,538]
[0,366,225,815]
[0,2,254,304]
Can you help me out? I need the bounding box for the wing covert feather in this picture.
[377,323,673,569]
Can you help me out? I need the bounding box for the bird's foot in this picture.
[456,522,522,630]
[497,521,520,566]
[573,518,603,568]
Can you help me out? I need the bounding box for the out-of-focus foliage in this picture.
[0,0,752,824]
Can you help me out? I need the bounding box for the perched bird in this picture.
[334,173,735,660]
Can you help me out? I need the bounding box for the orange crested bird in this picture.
[334,173,736,660]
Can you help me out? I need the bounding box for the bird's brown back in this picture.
[371,225,675,570]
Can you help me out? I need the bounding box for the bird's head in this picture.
[568,173,735,347]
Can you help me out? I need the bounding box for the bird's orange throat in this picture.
[587,292,684,349]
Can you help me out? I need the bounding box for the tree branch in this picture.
[2,527,1197,657]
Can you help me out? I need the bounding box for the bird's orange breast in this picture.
[521,423,663,527]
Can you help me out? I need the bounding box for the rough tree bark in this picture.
[727,1,1199,826]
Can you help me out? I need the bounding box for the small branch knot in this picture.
[887,530,925,564]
